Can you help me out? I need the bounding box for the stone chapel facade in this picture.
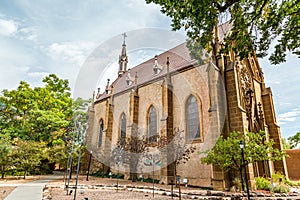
[86,24,288,190]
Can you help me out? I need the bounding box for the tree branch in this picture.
[216,0,240,12]
[250,0,269,23]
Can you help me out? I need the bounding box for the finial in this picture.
[166,57,170,73]
[105,79,110,94]
[134,72,138,85]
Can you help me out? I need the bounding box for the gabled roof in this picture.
[95,22,232,102]
[95,42,197,102]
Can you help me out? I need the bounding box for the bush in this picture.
[91,169,124,179]
[271,172,295,186]
[284,179,296,187]
[255,177,270,190]
[270,184,290,193]
[137,177,160,184]
[272,172,285,183]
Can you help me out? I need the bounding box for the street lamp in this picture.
[239,141,250,200]
[86,150,93,181]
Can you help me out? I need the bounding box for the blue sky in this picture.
[0,0,299,139]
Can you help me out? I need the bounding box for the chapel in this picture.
[86,23,288,190]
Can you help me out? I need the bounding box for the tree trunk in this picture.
[23,170,27,179]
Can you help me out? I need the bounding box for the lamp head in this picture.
[239,140,244,149]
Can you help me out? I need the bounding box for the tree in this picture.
[111,126,148,181]
[145,0,299,64]
[13,140,45,179]
[201,131,286,172]
[0,74,77,176]
[157,128,196,185]
[288,132,300,149]
[0,134,13,179]
[122,135,148,181]
[282,138,292,150]
[0,74,73,144]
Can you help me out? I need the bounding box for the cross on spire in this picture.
[122,32,127,45]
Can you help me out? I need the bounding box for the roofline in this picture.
[94,61,209,104]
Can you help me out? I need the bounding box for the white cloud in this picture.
[0,18,18,36]
[19,27,37,41]
[46,41,97,66]
[278,107,300,123]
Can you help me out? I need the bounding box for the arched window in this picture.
[186,95,200,141]
[120,113,126,146]
[98,119,104,147]
[148,106,157,143]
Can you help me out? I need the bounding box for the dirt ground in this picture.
[46,176,185,200]
[48,187,172,200]
[0,186,16,200]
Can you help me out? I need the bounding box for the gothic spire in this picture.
[118,33,128,76]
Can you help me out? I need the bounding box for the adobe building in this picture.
[86,23,288,190]
[285,149,300,180]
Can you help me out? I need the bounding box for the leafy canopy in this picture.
[288,132,300,149]
[0,74,73,144]
[145,0,299,64]
[201,131,286,172]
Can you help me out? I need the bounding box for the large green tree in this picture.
[146,0,299,64]
[0,74,80,176]
[0,74,73,144]
[201,131,286,172]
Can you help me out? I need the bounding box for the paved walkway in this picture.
[4,175,61,200]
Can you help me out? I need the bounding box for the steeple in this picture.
[118,33,128,76]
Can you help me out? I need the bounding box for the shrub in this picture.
[137,177,159,183]
[255,177,270,190]
[270,184,290,193]
[284,179,296,187]
[91,169,124,179]
[272,172,285,183]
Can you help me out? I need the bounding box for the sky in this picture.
[0,0,299,139]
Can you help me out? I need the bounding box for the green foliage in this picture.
[145,0,299,64]
[271,172,295,186]
[282,138,291,150]
[0,74,73,144]
[288,132,300,149]
[201,131,286,172]
[255,175,292,193]
[272,172,285,183]
[270,184,290,193]
[0,74,87,176]
[138,177,160,184]
[12,140,45,179]
[91,169,124,179]
[255,177,271,190]
[0,135,13,178]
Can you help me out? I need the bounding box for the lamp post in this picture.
[239,141,250,200]
[86,150,92,181]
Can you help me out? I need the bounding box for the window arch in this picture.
[186,95,201,141]
[148,106,157,143]
[98,119,104,147]
[120,113,126,146]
